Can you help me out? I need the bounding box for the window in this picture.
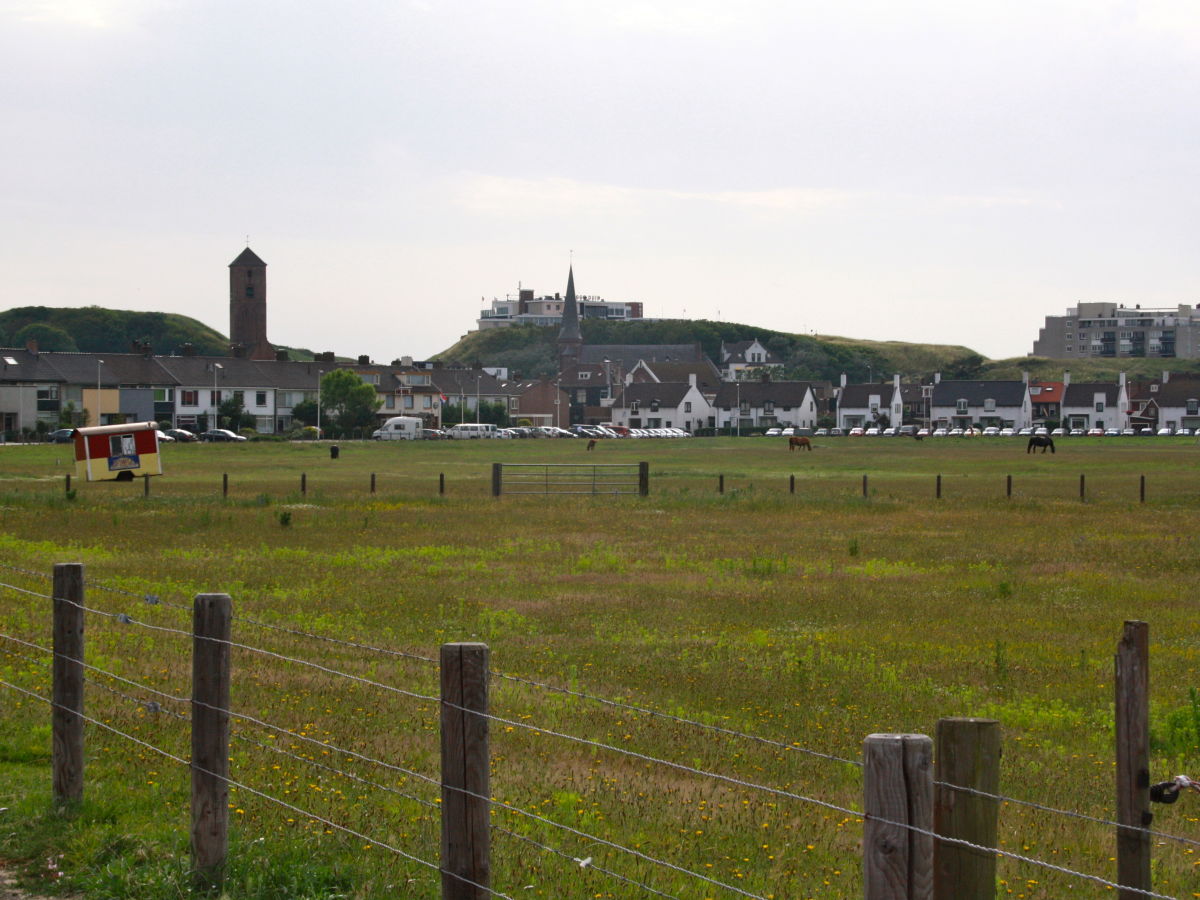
[422,396,431,409]
[181,390,198,406]
[578,372,590,379]
[631,401,640,413]
[650,399,660,412]
[1188,399,1199,415]
[1095,402,1105,412]
[233,391,244,406]
[211,390,222,405]
[402,374,430,386]
[255,391,267,407]
[983,399,996,412]
[956,399,968,414]
[385,395,395,409]
[764,400,775,413]
[245,285,254,298]
[403,395,414,409]
[684,401,692,413]
[154,388,174,402]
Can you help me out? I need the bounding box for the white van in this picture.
[372,416,425,440]
[446,422,498,439]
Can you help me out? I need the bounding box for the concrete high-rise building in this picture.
[228,247,274,360]
[1032,302,1200,359]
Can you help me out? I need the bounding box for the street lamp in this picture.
[96,359,104,426]
[211,363,223,431]
[475,374,482,422]
[316,370,324,438]
[554,380,561,429]
[735,379,741,438]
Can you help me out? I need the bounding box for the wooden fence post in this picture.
[718,474,724,494]
[52,562,85,804]
[789,474,795,494]
[864,733,934,900]
[1139,475,1145,503]
[441,642,490,900]
[301,473,307,496]
[440,472,446,496]
[1006,474,1012,499]
[934,718,1000,900]
[1079,473,1086,502]
[143,474,150,497]
[863,474,869,498]
[191,593,232,890]
[1115,620,1150,900]
[65,473,71,495]
[638,461,649,497]
[936,474,942,500]
[222,473,228,497]
[491,464,501,498]
[370,472,376,494]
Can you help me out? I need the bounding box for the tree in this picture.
[13,322,78,352]
[290,399,318,427]
[319,369,381,437]
[218,395,251,432]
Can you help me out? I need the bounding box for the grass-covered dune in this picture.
[2,435,1199,898]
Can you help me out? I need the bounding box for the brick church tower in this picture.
[228,247,274,360]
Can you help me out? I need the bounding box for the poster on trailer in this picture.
[72,422,163,482]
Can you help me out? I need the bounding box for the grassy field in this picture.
[2,435,1200,899]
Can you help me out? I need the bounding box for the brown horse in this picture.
[788,436,812,451]
[586,438,597,451]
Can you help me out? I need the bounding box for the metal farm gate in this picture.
[491,462,649,496]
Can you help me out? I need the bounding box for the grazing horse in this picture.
[1026,435,1055,454]
[788,436,812,452]
[586,438,597,451]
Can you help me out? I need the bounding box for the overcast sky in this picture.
[2,0,1196,363]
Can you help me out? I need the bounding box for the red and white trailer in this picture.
[72,422,163,482]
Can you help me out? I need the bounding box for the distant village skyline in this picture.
[3,2,1196,365]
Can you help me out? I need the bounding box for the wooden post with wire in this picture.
[191,593,232,890]
[864,733,934,900]
[638,461,649,497]
[933,718,1000,900]
[1115,620,1150,900]
[52,562,85,804]
[441,642,490,900]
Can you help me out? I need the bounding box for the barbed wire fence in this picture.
[1,563,1197,898]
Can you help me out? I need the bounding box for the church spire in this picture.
[557,264,582,374]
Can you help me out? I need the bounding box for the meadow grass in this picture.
[2,435,1200,899]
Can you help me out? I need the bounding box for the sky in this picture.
[2,0,1197,364]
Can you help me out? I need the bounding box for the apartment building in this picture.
[1032,302,1200,359]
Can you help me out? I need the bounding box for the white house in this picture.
[609,376,713,433]
[711,380,818,432]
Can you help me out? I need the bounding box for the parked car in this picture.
[155,430,176,443]
[1157,428,1173,436]
[1137,427,1154,435]
[1105,428,1121,437]
[1050,428,1066,437]
[931,428,948,437]
[200,429,247,442]
[813,428,829,436]
[999,427,1015,437]
[916,428,930,437]
[829,428,844,436]
[865,427,881,436]
[46,428,75,443]
[882,427,897,436]
[848,427,865,436]
[1086,428,1104,436]
[982,427,1000,436]
[1069,428,1084,436]
[164,428,199,442]
[421,428,447,439]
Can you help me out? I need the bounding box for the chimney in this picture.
[25,338,38,356]
[275,349,290,362]
[840,372,847,388]
[1163,370,1170,385]
[893,373,901,389]
[1063,369,1070,388]
[1022,370,1029,384]
[934,372,941,384]
[689,373,697,389]
[401,355,414,367]
[182,343,196,357]
[230,343,247,359]
[357,355,370,365]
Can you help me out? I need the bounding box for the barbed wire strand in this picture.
[81,573,438,665]
[492,667,862,768]
[493,825,682,900]
[0,678,510,900]
[459,701,1188,899]
[2,588,443,705]
[935,778,1200,850]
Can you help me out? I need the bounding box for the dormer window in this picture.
[650,399,660,412]
[984,398,996,412]
[1188,399,1199,415]
[956,399,968,414]
[631,400,640,413]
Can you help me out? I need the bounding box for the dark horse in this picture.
[1027,435,1055,454]
[788,436,812,451]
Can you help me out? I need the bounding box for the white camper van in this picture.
[372,416,425,440]
[445,422,499,439]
